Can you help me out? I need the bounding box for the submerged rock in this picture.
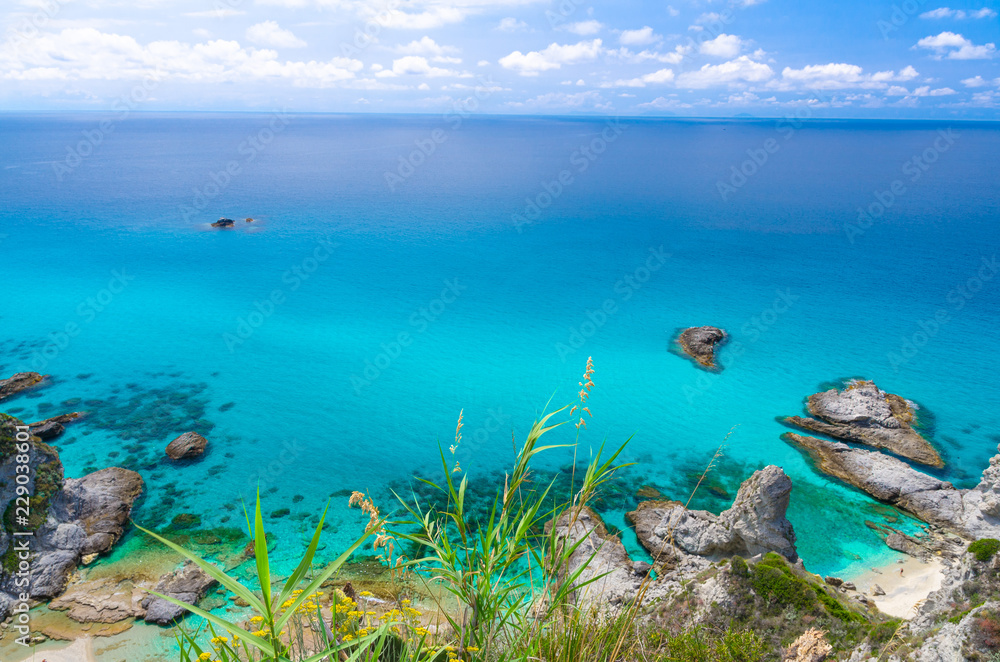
[784,380,942,467]
[141,561,217,625]
[785,432,1000,540]
[166,431,208,460]
[0,414,143,620]
[626,465,798,562]
[676,326,727,370]
[0,372,47,401]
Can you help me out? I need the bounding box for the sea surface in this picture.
[2,112,999,587]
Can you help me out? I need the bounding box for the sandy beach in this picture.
[9,637,96,662]
[850,555,945,619]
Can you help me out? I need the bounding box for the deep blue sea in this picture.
[2,113,999,580]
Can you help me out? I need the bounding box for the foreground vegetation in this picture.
[132,360,927,661]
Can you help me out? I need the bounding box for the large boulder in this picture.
[675,326,727,370]
[785,433,1000,540]
[142,561,217,625]
[166,431,208,460]
[784,380,942,467]
[29,412,84,441]
[627,465,798,563]
[0,415,143,619]
[0,372,47,401]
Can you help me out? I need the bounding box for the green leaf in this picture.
[254,491,273,617]
[133,523,265,614]
[143,589,274,656]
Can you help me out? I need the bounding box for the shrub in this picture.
[730,556,749,578]
[749,555,817,612]
[969,539,1000,563]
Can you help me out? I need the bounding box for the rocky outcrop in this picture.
[914,601,999,661]
[0,372,47,401]
[626,466,798,562]
[785,433,1000,541]
[783,628,833,662]
[29,412,84,441]
[546,507,643,607]
[165,431,208,460]
[212,218,235,228]
[676,326,727,370]
[0,415,143,620]
[141,561,217,625]
[47,562,216,626]
[784,380,942,467]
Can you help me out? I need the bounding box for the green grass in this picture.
[969,539,1000,563]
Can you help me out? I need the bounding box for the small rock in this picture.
[0,372,47,401]
[872,584,886,596]
[824,576,843,587]
[842,582,857,591]
[141,562,217,625]
[632,561,652,576]
[166,432,208,460]
[212,218,235,228]
[675,326,727,370]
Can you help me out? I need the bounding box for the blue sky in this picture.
[1,0,998,116]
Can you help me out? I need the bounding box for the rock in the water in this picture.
[676,326,727,370]
[784,380,942,467]
[141,562,217,625]
[212,218,235,228]
[626,465,798,562]
[0,415,144,620]
[29,412,84,441]
[166,431,208,460]
[0,372,47,401]
[785,433,1000,540]
[782,628,833,662]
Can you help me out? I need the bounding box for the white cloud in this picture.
[184,9,245,18]
[699,33,745,58]
[378,7,467,30]
[0,28,362,86]
[916,32,997,59]
[601,67,675,88]
[637,96,693,110]
[920,7,998,19]
[512,90,609,109]
[497,17,528,31]
[376,55,462,77]
[676,55,773,88]
[561,20,603,36]
[619,26,660,46]
[246,21,306,49]
[667,6,680,17]
[776,63,921,90]
[498,39,603,76]
[961,75,988,87]
[392,36,459,58]
[477,59,490,66]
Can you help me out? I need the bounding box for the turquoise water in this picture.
[1,113,999,578]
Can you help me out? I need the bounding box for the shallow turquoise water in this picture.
[1,114,998,579]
